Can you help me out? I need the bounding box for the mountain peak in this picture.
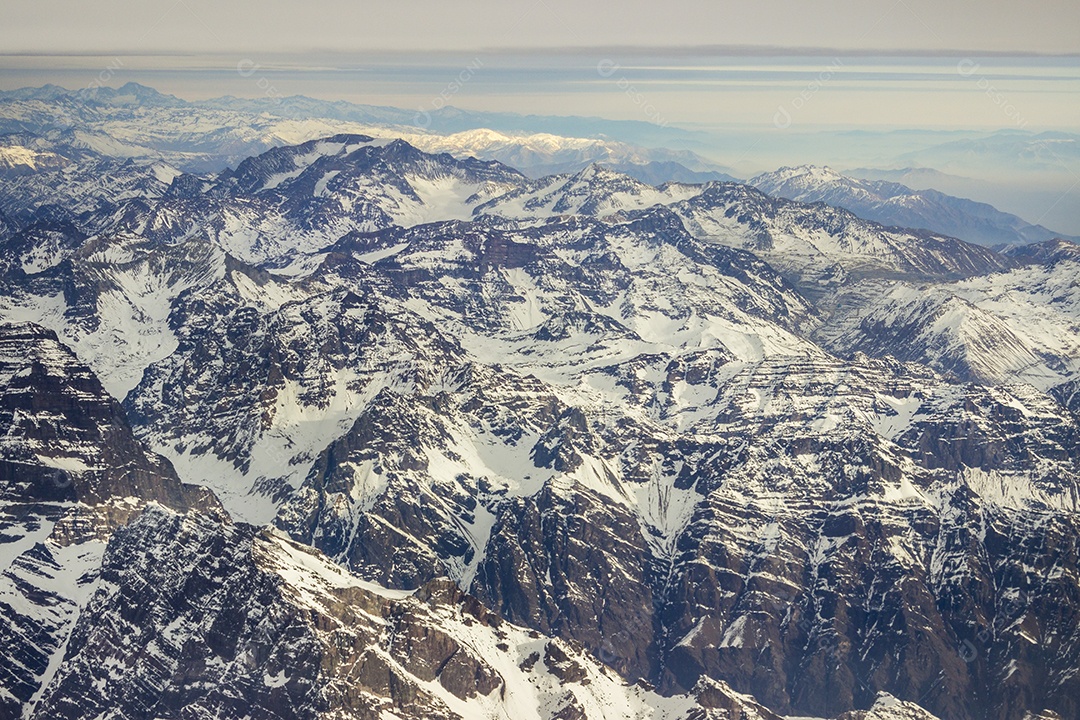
[757,164,848,184]
[573,162,621,180]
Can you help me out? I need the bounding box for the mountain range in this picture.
[1,112,1079,720]
[0,82,721,179]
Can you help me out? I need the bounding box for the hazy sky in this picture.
[2,0,1076,136]
[3,0,1079,55]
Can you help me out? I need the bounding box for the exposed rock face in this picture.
[27,507,718,720]
[0,322,214,509]
[476,482,660,681]
[0,322,220,719]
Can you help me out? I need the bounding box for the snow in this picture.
[399,174,486,224]
[353,242,409,264]
[720,615,749,648]
[159,446,281,525]
[34,455,93,472]
[0,238,226,400]
[882,474,929,506]
[5,524,107,719]
[677,618,707,648]
[400,604,699,720]
[959,466,1078,513]
[229,268,308,310]
[0,145,48,169]
[466,430,553,499]
[873,395,924,439]
[258,529,413,603]
[632,463,699,559]
[262,671,289,688]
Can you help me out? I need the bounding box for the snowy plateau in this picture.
[0,85,1078,720]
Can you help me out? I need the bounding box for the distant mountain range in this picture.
[4,82,1071,248]
[750,165,1077,247]
[0,82,717,177]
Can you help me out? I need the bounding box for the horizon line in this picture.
[1,45,1079,60]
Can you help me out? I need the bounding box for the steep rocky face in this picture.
[0,322,220,720]
[283,334,1080,720]
[476,482,660,683]
[655,483,1080,719]
[28,506,722,720]
[472,353,1080,720]
[0,322,212,509]
[127,257,467,521]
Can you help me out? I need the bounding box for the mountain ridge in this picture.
[751,164,1076,247]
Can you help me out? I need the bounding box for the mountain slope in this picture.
[0,82,702,173]
[475,167,1012,296]
[816,247,1080,387]
[0,322,220,719]
[29,506,725,720]
[667,183,1011,296]
[144,134,526,266]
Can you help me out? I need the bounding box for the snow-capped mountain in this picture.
[476,167,1010,296]
[388,127,739,182]
[751,165,1075,247]
[141,134,527,266]
[666,183,1010,293]
[1,127,1078,720]
[474,163,702,219]
[0,142,181,224]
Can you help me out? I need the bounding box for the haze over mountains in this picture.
[1,83,1080,720]
[1,82,1074,247]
